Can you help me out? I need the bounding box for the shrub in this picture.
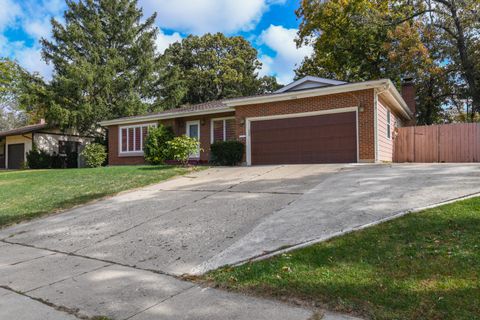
[210,140,244,166]
[81,143,107,168]
[143,125,175,164]
[51,153,64,169]
[26,148,52,169]
[167,135,201,166]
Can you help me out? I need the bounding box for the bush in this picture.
[144,125,175,164]
[210,140,244,166]
[167,135,201,166]
[81,143,107,168]
[26,148,52,169]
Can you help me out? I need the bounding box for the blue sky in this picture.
[0,0,312,84]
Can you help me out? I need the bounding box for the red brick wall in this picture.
[234,89,376,162]
[106,112,235,165]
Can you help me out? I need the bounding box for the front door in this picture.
[186,121,200,158]
[7,143,25,169]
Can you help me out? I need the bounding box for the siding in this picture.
[5,134,33,166]
[377,100,396,162]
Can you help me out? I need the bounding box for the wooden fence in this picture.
[393,123,480,163]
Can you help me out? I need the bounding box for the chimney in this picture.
[401,78,416,117]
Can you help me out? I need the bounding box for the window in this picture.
[119,123,156,154]
[59,141,79,155]
[211,118,236,143]
[386,110,391,139]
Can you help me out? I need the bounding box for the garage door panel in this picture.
[250,112,357,165]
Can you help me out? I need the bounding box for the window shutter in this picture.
[121,128,127,152]
[225,119,236,141]
[135,127,141,151]
[213,120,224,143]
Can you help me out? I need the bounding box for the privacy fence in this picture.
[393,123,480,163]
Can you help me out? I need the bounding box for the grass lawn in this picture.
[206,197,480,320]
[0,165,194,228]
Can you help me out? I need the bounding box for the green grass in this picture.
[206,197,480,320]
[0,165,194,227]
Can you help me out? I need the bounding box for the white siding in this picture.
[5,134,33,167]
[377,101,397,162]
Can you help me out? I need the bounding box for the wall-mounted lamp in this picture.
[240,118,245,125]
[200,119,206,126]
[358,106,365,112]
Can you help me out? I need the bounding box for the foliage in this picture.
[207,197,480,319]
[81,143,107,168]
[166,135,200,166]
[0,165,194,227]
[143,125,175,164]
[295,0,480,124]
[210,141,244,166]
[0,58,29,131]
[26,148,52,169]
[40,0,161,134]
[159,33,280,109]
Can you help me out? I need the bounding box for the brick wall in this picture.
[106,112,235,165]
[234,89,376,162]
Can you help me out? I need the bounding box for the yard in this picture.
[206,197,480,320]
[0,165,193,227]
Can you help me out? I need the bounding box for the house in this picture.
[99,76,416,166]
[0,120,94,169]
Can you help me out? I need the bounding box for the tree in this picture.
[0,58,29,131]
[295,0,480,123]
[41,0,160,134]
[159,33,280,109]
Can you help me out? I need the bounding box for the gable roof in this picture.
[99,77,413,127]
[275,76,347,93]
[0,123,49,138]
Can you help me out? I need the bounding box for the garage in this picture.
[249,111,357,165]
[7,143,25,169]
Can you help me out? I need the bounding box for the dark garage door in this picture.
[250,112,357,165]
[8,143,25,169]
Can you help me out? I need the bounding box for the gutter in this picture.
[99,107,235,126]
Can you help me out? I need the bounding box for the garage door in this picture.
[250,112,357,165]
[8,143,25,169]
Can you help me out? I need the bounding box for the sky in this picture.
[0,0,313,85]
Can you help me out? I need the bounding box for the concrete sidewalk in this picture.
[0,242,316,320]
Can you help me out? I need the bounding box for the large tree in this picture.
[295,0,480,123]
[158,33,280,109]
[41,0,160,134]
[0,59,30,131]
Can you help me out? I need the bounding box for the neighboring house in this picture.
[99,76,416,166]
[0,120,94,169]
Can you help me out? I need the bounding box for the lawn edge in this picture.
[230,191,480,267]
[0,165,208,230]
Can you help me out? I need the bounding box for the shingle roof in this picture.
[0,123,49,138]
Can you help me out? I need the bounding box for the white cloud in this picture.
[16,46,53,80]
[24,17,52,41]
[155,29,182,53]
[0,0,22,31]
[140,0,284,34]
[258,25,313,84]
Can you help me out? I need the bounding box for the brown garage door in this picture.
[250,112,357,165]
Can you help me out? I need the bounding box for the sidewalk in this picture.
[0,241,315,320]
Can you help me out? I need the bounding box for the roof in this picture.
[99,77,413,126]
[99,100,234,126]
[275,76,347,93]
[0,123,49,138]
[225,79,413,119]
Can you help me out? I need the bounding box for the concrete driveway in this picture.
[1,163,479,320]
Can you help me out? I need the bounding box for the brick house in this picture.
[99,76,415,165]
